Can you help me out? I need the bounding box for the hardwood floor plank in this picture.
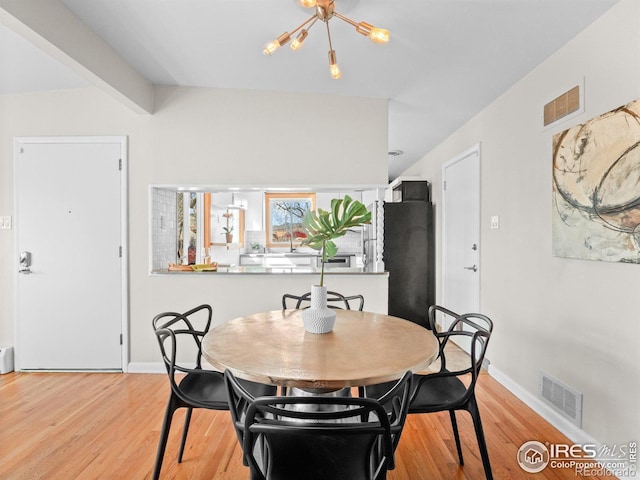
[0,372,615,479]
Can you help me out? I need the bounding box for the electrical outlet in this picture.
[0,216,12,230]
[490,216,499,230]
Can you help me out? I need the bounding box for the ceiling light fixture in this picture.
[263,0,389,79]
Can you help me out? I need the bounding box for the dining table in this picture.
[202,309,439,392]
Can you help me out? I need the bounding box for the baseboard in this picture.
[488,366,636,480]
[127,362,165,374]
[126,361,201,373]
[488,365,596,443]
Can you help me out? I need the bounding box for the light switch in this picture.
[490,216,499,230]
[0,216,11,230]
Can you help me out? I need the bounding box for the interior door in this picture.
[15,137,126,370]
[442,145,480,350]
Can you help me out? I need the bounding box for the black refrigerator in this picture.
[383,199,435,329]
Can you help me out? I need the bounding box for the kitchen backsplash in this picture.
[152,187,178,270]
[244,229,362,254]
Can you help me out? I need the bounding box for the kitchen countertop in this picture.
[239,252,357,257]
[151,266,386,275]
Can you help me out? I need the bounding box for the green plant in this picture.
[222,226,234,235]
[302,195,371,287]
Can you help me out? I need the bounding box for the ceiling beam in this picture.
[0,0,153,114]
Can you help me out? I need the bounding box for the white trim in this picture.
[19,369,122,373]
[441,143,482,170]
[489,366,637,479]
[488,365,595,444]
[441,143,481,325]
[150,184,387,193]
[127,362,203,374]
[13,136,129,372]
[147,186,156,274]
[118,138,129,372]
[127,362,166,374]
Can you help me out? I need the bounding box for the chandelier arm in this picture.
[289,14,319,37]
[326,19,341,79]
[332,11,359,28]
[325,17,334,51]
[306,16,320,33]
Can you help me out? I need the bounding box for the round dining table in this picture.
[202,309,439,391]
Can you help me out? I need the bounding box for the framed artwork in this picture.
[552,98,640,263]
[265,193,316,248]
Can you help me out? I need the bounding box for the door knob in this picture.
[19,251,31,275]
[464,265,478,272]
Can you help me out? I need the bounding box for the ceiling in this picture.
[0,0,620,180]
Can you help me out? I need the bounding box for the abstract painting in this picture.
[552,98,640,263]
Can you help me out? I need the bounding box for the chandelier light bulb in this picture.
[355,21,390,44]
[298,0,317,7]
[263,32,291,56]
[328,50,341,79]
[290,29,309,51]
[368,27,390,44]
[263,41,280,56]
[330,63,342,79]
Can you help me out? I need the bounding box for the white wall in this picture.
[0,85,389,364]
[403,0,639,449]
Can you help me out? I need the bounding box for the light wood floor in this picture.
[0,371,612,480]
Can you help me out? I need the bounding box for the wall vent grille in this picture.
[543,85,580,125]
[539,371,583,428]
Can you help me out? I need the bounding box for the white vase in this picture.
[301,285,336,334]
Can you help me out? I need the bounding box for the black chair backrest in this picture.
[224,369,255,466]
[152,304,213,402]
[427,305,493,400]
[226,369,411,480]
[373,371,413,467]
[282,291,364,311]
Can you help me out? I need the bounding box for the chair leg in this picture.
[449,410,464,465]
[178,407,193,463]
[153,394,179,480]
[467,398,493,480]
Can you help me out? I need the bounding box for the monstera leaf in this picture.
[302,195,371,286]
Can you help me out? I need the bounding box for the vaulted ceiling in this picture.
[0,0,620,179]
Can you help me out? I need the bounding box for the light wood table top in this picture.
[202,309,438,391]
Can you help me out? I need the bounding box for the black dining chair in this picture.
[225,369,412,480]
[152,304,277,480]
[282,291,364,310]
[362,305,495,480]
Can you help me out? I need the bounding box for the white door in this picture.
[15,137,127,370]
[442,145,480,345]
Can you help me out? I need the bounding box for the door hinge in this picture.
[443,181,447,191]
[118,158,122,171]
[120,334,123,345]
[119,246,122,258]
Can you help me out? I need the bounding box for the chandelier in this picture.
[263,0,390,79]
